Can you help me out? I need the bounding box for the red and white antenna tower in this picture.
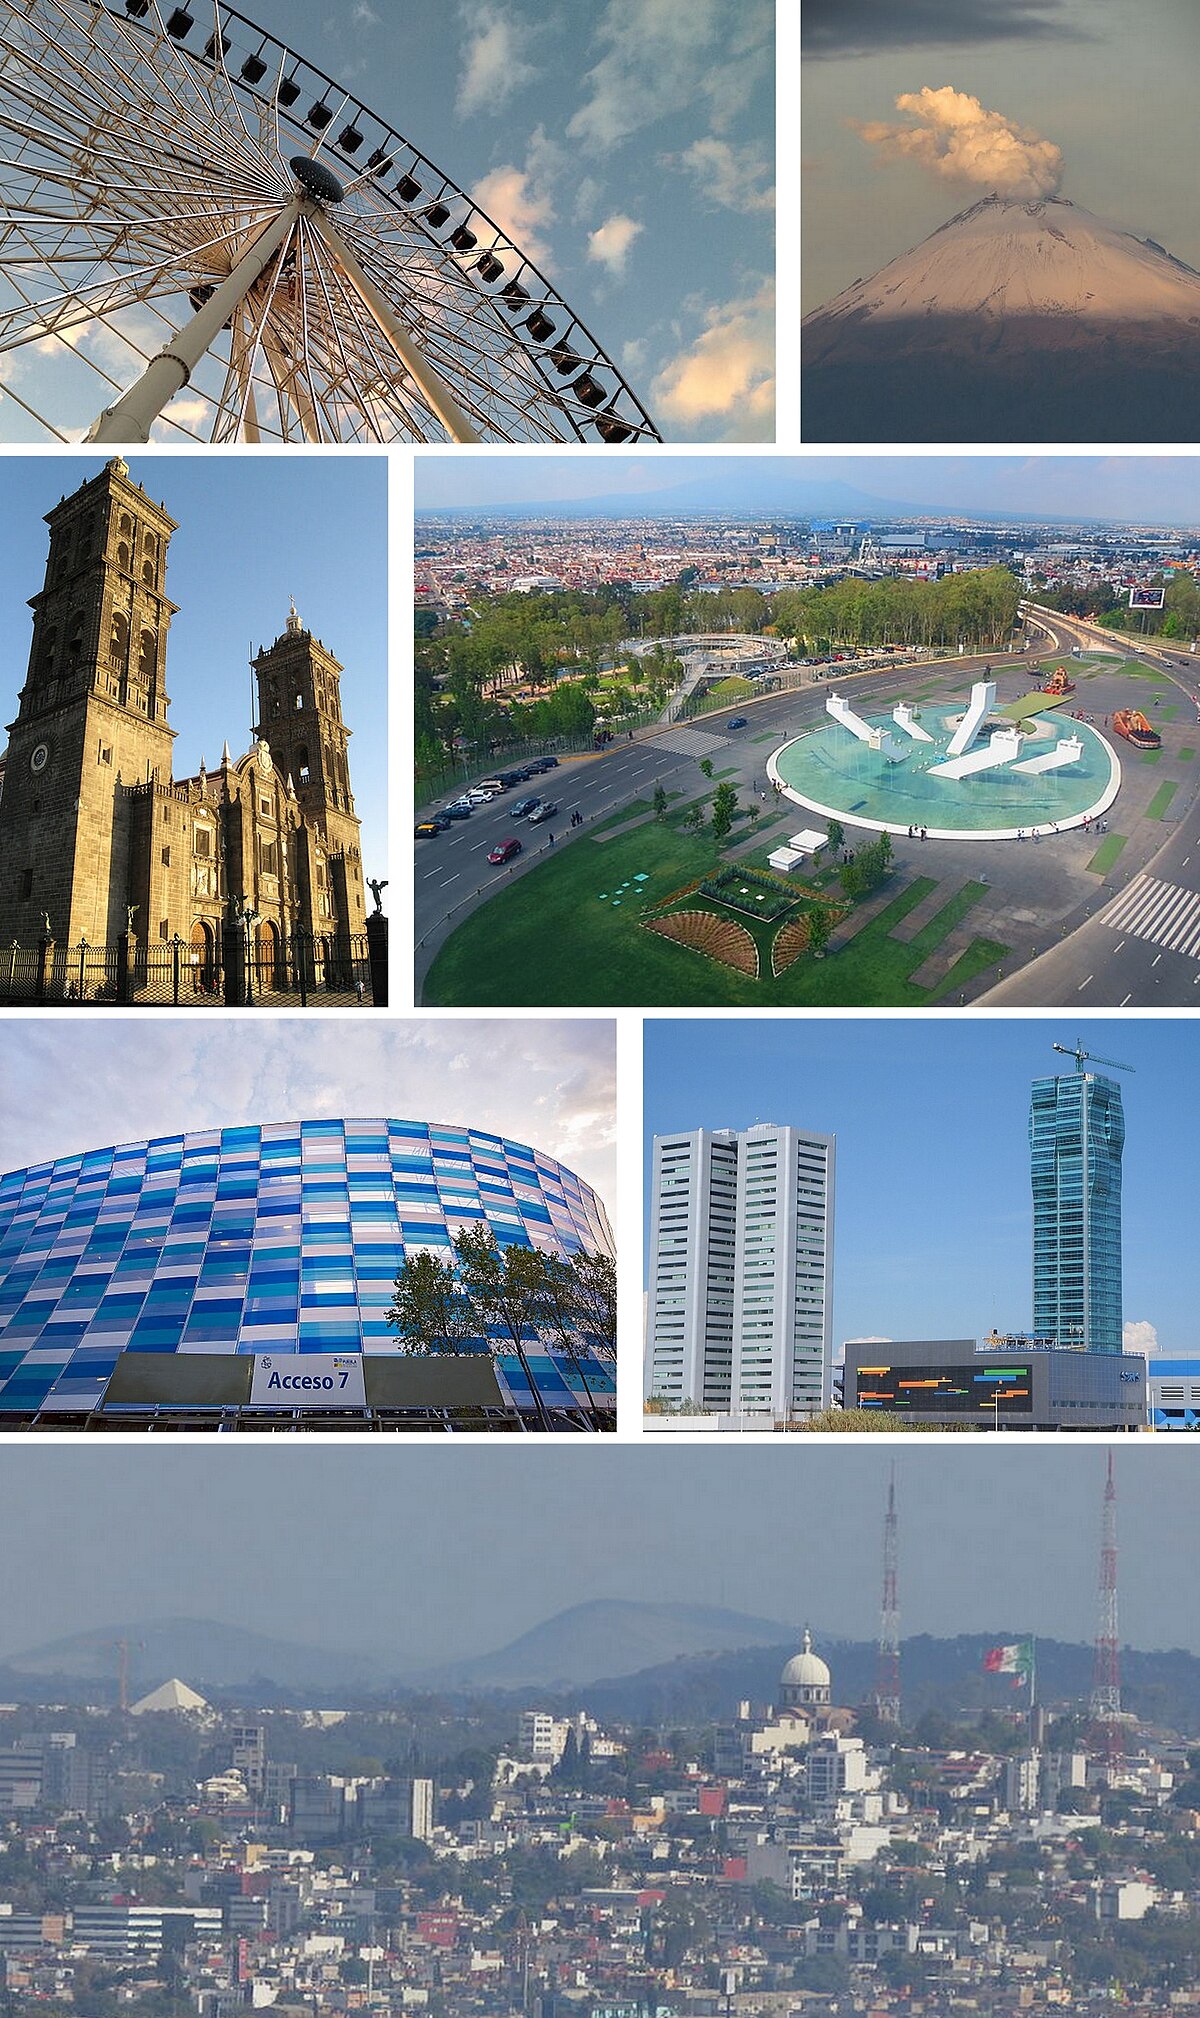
[1089,1451,1123,1770]
[875,1464,901,1725]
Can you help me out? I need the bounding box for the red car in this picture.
[487,838,523,865]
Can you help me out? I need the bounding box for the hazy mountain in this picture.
[4,1617,396,1695]
[418,473,931,522]
[571,1633,1200,1736]
[802,194,1200,442]
[414,1600,794,1692]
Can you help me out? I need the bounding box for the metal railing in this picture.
[0,924,384,1009]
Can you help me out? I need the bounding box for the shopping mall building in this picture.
[0,1117,614,1431]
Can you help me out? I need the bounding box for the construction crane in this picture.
[1052,1039,1135,1077]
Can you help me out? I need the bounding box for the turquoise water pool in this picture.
[769,702,1120,840]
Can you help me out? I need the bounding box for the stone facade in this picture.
[0,459,365,963]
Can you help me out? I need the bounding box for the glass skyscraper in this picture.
[1029,1070,1124,1353]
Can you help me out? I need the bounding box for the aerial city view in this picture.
[414,455,1200,1008]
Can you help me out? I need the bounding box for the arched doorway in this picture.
[190,919,216,995]
[257,918,280,992]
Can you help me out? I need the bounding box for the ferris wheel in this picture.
[0,0,663,444]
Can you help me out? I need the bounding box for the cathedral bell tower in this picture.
[251,602,365,933]
[0,457,177,946]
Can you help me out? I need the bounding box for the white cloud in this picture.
[587,213,643,276]
[674,136,774,215]
[352,3,380,24]
[457,2,538,118]
[854,86,1064,200]
[651,280,774,439]
[844,1336,894,1344]
[1123,1319,1159,1356]
[568,0,772,150]
[1,1021,617,1207]
[474,127,562,269]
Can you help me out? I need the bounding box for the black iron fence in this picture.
[0,916,387,1009]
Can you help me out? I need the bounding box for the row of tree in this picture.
[771,566,1022,651]
[1031,570,1200,640]
[387,1226,616,1431]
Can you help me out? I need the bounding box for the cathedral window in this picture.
[138,629,156,681]
[21,869,32,900]
[194,826,212,858]
[117,542,130,573]
[294,692,303,709]
[98,743,112,766]
[142,561,155,586]
[161,846,171,868]
[297,744,311,783]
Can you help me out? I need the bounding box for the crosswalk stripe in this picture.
[1100,874,1200,961]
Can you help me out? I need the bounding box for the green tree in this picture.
[699,757,714,780]
[825,817,844,855]
[711,781,739,843]
[652,780,669,821]
[806,906,832,958]
[387,1251,475,1354]
[451,1225,556,1430]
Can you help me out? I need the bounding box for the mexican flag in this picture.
[983,1640,1034,1679]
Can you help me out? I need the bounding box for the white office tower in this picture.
[647,1123,834,1423]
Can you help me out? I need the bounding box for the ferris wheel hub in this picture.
[290,156,345,205]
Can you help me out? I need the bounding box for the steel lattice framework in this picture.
[1089,1450,1123,1769]
[875,1464,901,1726]
[0,0,662,443]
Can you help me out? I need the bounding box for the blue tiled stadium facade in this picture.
[0,1118,614,1417]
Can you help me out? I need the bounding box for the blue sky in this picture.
[0,0,773,444]
[0,454,387,878]
[644,1017,1199,1358]
[0,1445,1194,1659]
[293,0,775,439]
[803,0,1199,313]
[414,452,1200,525]
[0,1019,617,1204]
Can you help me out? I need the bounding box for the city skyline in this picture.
[0,1445,1195,1662]
[643,1019,1196,1357]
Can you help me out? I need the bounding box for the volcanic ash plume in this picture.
[855,86,1064,200]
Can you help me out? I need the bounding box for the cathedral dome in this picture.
[779,1629,832,1708]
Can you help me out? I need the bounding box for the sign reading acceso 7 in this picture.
[247,1353,367,1409]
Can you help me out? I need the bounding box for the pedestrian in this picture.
[548,831,555,845]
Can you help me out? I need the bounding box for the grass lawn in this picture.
[1147,781,1179,820]
[1180,747,1196,761]
[424,826,1008,1006]
[1087,833,1128,875]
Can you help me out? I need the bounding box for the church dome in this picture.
[779,1629,832,1707]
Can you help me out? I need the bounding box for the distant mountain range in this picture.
[4,1617,396,1695]
[3,1604,1197,1735]
[803,193,1200,443]
[412,1600,794,1693]
[418,473,932,522]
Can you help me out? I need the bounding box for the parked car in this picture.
[487,838,523,865]
[727,716,748,729]
[414,821,442,839]
[441,802,471,821]
[527,800,558,825]
[467,786,500,804]
[510,797,542,818]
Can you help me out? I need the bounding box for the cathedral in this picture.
[0,458,366,977]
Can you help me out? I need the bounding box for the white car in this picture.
[466,785,500,805]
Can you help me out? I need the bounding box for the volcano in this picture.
[802,195,1200,442]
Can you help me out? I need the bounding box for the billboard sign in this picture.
[247,1353,366,1409]
[1129,586,1166,609]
